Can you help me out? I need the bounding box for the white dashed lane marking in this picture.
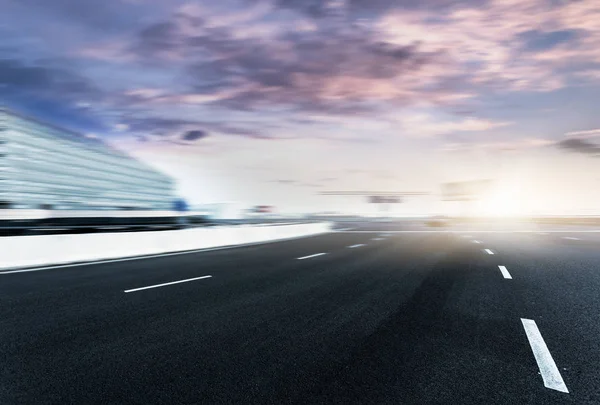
[124,275,212,293]
[498,265,512,279]
[297,253,327,260]
[521,319,569,393]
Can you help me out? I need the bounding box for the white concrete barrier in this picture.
[0,222,332,270]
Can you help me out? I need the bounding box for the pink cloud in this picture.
[397,113,512,137]
[442,137,554,152]
[77,41,134,62]
[377,0,600,91]
[565,128,600,138]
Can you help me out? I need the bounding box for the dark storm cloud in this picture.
[182,130,209,141]
[557,138,600,156]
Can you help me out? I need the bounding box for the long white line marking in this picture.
[348,244,366,248]
[520,319,569,393]
[124,275,212,293]
[485,249,494,255]
[297,253,327,260]
[498,265,512,279]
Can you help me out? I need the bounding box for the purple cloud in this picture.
[182,129,209,141]
[2,0,600,146]
[0,58,99,99]
[557,138,600,157]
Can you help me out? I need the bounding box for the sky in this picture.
[2,0,600,215]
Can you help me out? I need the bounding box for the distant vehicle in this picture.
[426,216,448,227]
[246,205,275,216]
[255,205,274,214]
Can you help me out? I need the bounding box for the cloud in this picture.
[0,58,104,128]
[182,130,209,141]
[565,128,600,138]
[299,182,322,188]
[376,0,600,92]
[119,4,439,114]
[111,0,600,121]
[135,21,181,58]
[556,138,600,156]
[124,116,195,134]
[121,115,270,140]
[518,29,580,52]
[4,0,600,152]
[271,179,298,185]
[0,58,98,99]
[399,113,512,137]
[3,0,158,39]
[442,137,554,152]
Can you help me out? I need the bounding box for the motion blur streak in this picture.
[2,0,600,403]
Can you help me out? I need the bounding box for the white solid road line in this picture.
[498,265,512,279]
[521,319,569,393]
[124,275,212,293]
[0,232,329,275]
[339,230,600,233]
[297,253,327,260]
[484,249,494,255]
[347,244,366,248]
[562,236,580,240]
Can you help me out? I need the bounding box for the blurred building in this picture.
[0,108,176,210]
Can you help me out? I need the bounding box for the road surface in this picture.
[1,223,600,404]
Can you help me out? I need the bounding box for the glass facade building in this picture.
[0,108,176,210]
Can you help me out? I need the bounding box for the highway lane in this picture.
[1,226,599,403]
[471,231,600,403]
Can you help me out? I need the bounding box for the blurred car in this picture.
[426,216,448,227]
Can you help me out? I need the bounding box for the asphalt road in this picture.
[1,224,600,404]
